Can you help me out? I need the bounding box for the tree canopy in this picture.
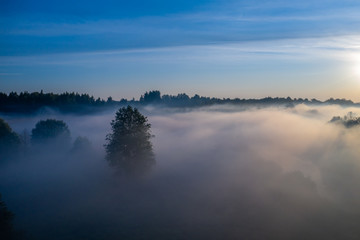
[105,106,155,175]
[140,90,161,103]
[0,118,21,161]
[31,119,71,145]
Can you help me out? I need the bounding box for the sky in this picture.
[1,0,360,100]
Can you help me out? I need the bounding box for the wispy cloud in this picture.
[1,35,359,66]
[5,7,360,37]
[1,0,360,56]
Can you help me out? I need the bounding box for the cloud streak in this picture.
[2,0,360,56]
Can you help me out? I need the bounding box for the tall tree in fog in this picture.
[0,118,21,161]
[105,106,155,175]
[31,119,71,145]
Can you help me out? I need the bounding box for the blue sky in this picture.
[1,0,360,100]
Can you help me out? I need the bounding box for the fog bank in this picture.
[1,104,360,239]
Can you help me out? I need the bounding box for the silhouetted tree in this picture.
[105,106,155,175]
[0,119,21,161]
[31,119,71,145]
[140,90,161,103]
[0,194,15,239]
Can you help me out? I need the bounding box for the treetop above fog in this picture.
[105,106,155,175]
[329,112,360,128]
[31,119,71,144]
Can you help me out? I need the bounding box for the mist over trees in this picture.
[330,112,360,128]
[0,117,96,161]
[1,91,360,239]
[105,106,155,175]
[2,104,360,239]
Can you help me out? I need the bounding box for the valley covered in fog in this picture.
[3,0,360,239]
[1,104,360,239]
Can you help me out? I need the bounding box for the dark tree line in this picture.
[139,91,353,108]
[0,91,100,105]
[0,91,126,114]
[1,90,358,114]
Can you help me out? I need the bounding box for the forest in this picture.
[0,90,357,114]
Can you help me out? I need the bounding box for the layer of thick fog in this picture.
[1,104,360,239]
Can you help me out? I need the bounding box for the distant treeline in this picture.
[0,90,358,114]
[0,91,128,114]
[139,90,357,107]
